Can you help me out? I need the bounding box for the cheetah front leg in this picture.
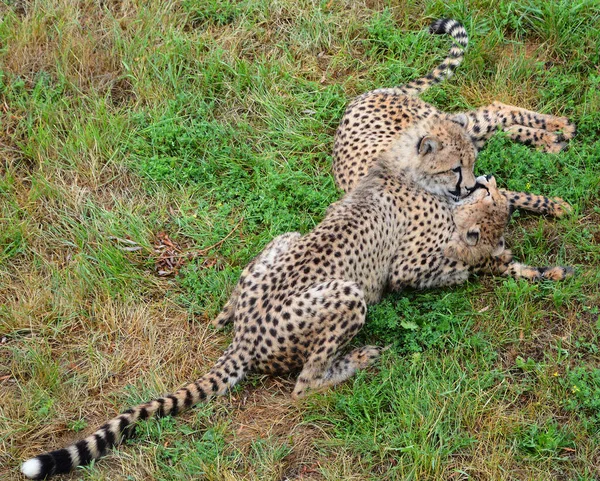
[212,232,301,329]
[500,189,572,217]
[290,280,383,399]
[475,250,574,281]
[454,101,576,152]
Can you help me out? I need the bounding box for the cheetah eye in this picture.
[432,165,460,176]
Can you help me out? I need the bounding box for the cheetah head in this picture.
[445,175,511,265]
[379,117,477,200]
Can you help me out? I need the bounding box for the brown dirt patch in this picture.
[224,377,326,480]
[0,1,141,100]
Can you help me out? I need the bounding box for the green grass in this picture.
[1,0,599,479]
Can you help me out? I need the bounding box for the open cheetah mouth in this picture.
[472,183,490,194]
[455,184,488,204]
[465,179,492,198]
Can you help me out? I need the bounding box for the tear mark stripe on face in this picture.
[449,166,463,198]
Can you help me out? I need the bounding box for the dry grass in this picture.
[2,0,600,480]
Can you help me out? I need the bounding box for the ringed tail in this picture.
[366,18,468,99]
[21,348,247,479]
[401,18,468,95]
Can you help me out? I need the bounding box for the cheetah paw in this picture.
[545,116,577,140]
[557,119,577,141]
[350,345,385,369]
[545,139,568,154]
[549,197,573,217]
[541,266,575,281]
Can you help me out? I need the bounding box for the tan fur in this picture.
[445,175,510,265]
[332,19,576,219]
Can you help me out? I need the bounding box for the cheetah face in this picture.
[414,120,478,200]
[380,118,478,200]
[446,175,510,264]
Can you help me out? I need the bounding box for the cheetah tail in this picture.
[400,18,468,95]
[21,348,247,479]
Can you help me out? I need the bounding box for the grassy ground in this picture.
[1,0,599,479]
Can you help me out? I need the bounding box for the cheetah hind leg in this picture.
[313,345,386,389]
[500,189,572,218]
[457,101,576,152]
[290,280,383,399]
[212,232,301,329]
[505,125,566,153]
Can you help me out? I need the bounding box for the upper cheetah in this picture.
[21,117,572,479]
[333,17,576,218]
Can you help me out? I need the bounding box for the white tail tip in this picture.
[21,458,42,479]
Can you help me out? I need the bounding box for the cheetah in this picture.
[444,174,571,281]
[21,118,572,479]
[333,17,576,218]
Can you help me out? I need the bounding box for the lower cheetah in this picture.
[333,17,576,214]
[21,118,572,479]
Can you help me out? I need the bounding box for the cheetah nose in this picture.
[485,175,496,187]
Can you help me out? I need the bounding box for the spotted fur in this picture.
[445,174,572,281]
[333,17,576,218]
[21,119,572,479]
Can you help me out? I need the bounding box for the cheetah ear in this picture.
[418,136,439,156]
[464,227,480,246]
[450,113,469,129]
